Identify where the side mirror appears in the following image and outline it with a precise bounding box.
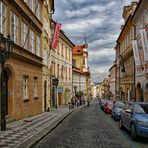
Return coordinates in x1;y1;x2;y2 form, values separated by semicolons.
125;109;132;114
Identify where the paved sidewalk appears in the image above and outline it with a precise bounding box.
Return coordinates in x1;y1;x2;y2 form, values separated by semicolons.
0;105;76;148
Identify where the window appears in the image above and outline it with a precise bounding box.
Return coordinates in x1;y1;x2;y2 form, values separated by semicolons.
23;75;29;100
57;64;59;77
61;66;64;78
43;48;48;65
69;49;71;60
22;21;27;48
61;44;64;56
65;47;67;59
124;103;132;112
51;61;53;75
34;77;38;98
57;42;60;54
65;67;67;79
29;0;34;12
36;0;40;19
30;29;35;53
53;62;55;76
11;11;18;43
36;35;40;56
0;2;6;35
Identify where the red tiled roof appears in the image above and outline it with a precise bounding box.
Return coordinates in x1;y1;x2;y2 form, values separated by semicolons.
73;45;84;55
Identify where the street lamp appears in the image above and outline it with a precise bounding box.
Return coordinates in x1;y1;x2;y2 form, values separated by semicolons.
0;34;13;131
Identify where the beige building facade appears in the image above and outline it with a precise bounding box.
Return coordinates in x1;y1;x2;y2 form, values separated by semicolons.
50;28;74;106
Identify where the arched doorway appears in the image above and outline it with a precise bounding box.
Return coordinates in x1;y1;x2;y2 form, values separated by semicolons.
4;69;8;115
52;86;56;107
2;66;14;118
136;82;143;102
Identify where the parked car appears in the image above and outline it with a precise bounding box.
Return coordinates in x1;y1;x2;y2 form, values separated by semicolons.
120;102;148;140
112;101;125;120
100;99;107;111
104;100;113;114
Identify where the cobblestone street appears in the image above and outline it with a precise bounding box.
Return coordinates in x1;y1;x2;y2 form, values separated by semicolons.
33;99;148;148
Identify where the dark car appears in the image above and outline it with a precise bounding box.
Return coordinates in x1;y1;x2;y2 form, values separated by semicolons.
100;99;107;111
120;102;148;140
112;101;125;120
104;100;113;114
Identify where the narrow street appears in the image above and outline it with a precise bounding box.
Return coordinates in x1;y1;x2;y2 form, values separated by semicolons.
33;99;148;148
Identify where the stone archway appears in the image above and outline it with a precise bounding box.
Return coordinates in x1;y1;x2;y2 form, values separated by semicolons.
4;65;14;118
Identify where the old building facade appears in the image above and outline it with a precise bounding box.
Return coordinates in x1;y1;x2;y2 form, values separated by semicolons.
72;41;90;97
0;0;43;120
50;29;74;106
42;0;54;111
115;2;137;101
132;0;148;102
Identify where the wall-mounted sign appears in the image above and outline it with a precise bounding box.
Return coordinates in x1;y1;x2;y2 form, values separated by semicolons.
58;87;63;93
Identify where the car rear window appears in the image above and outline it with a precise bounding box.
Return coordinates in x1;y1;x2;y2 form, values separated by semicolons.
115;102;125;108
139;104;148;114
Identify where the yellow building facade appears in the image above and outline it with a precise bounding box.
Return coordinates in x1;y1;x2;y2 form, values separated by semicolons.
73;42;90;97
0;0;43;120
115;2;137;101
42;0;54;111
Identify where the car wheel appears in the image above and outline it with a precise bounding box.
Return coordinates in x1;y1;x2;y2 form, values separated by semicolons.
119;119;124;130
131;124;138;141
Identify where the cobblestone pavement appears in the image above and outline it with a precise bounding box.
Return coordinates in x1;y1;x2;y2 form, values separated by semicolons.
33;99;148;148
0;106;70;148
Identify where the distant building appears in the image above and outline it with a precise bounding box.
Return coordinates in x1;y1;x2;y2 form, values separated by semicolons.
72;40;90;97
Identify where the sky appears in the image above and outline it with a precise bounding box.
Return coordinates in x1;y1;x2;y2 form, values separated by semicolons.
53;0;132;83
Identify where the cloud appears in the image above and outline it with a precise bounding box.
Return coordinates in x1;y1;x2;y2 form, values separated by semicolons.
54;0;131;82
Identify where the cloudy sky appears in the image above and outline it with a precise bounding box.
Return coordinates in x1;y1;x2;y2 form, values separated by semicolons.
53;0;132;83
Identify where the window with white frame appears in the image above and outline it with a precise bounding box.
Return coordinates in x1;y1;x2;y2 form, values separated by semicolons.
36;0;40;19
36;35;40;56
23;75;29;100
11;11;18;43
30;29;35;53
29;0;34;12
34;77;38;97
0;1;6;35
22;21;27;48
